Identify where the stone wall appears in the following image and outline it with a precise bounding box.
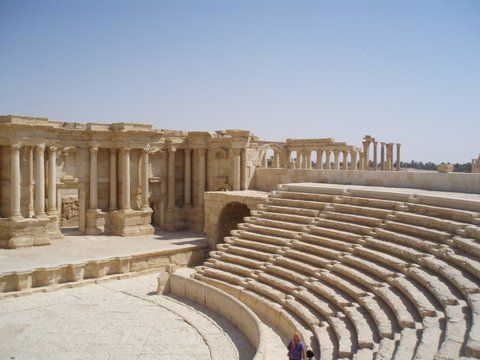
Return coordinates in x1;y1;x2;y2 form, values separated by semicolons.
252;168;480;194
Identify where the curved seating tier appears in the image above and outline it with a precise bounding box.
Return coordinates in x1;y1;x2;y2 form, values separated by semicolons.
195;183;480;359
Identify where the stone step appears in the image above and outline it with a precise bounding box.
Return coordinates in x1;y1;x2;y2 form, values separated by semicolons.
323;211;385;227
392;327;419;360
405;266;459;307
265;264;309;285
238;222;299;239
412;316;442;360
201;266;246;286
315;218;374;236
383;221;452;243
257;272;299;294
343;306;376;349
304;279;352;309
244;278;287;304
206;259;257;278
375;338;397;360
275;190;337;203
245;216;308;232
374;228;439;253
300;233;355;252
387;275;438;318
353;247;409;272
342;255;396;280
252;209;317;224
372;285;417;329
393;211;466;234
229;236;283;254
212;251;266;270
358;295;395;339
335;195;404;211
267;197;329;211
452;236;480;259
466;293;480;358
225;243;273;261
405;203;479;225
354;348;376;360
238;230;291;246
316;270;368;299
365;237;424;263
464;225;480;241
435;304;467;359
291;240;348;261
331;203;394;220
260;204;321;217
312;324;336;360
417;256;478;297
274;254;326;277
309;225;365;244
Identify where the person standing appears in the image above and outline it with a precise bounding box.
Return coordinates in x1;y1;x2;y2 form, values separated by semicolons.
287;332;306;360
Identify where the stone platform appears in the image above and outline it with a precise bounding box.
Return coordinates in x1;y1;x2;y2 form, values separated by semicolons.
0;229;208;297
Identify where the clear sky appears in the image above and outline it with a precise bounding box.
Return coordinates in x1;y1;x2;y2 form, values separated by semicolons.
1;1;479;163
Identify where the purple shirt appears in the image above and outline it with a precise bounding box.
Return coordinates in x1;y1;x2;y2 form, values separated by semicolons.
287;340;304;360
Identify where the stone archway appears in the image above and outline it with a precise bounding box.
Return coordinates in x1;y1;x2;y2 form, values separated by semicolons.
217;202;251;242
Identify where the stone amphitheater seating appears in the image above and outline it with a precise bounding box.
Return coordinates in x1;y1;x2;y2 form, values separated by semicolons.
194;183;480;359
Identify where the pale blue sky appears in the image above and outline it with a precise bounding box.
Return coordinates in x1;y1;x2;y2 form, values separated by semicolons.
1;0;479;163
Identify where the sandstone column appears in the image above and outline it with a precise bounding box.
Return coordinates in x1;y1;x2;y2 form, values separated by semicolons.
373;141;378;170
325;151;331;170
359;152;365;170
386;144;392;171
232;148;241;191
120;148;131;210
306;152;312;169
141;147;150;209
296;151;302;169
109;149;118;211
89;147;98;211
351;151;358;170
10;144;22;218
240;149;247;190
198;148;207;206
27;147;34;217
342;150;348;170
316;150;323;169
47;146;57;215
167;146;176;209
333;150;340;170
380;142;386;170
273;152;280;168
396;143;401;171
262;153;268;168
362;141;370;170
184;149;191;205
35;144;46;217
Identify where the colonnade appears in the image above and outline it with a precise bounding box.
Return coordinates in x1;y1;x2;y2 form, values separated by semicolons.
363;139;402;171
9;143;57;219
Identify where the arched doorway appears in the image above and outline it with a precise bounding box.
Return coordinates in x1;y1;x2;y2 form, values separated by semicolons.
217;202;251;242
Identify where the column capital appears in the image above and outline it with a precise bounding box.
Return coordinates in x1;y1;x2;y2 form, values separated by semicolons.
110;148;118;154
195;148;206;156
89;146;99;154
35;144;45;153
120;147;131;154
142;145;152;154
47;146;58;154
168;145;177;153
396;143;401;148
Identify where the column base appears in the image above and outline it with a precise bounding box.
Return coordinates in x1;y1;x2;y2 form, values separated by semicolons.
186;206;205;233
46;213;63;240
1;217;51;249
110;208;154;236
85;209;109;235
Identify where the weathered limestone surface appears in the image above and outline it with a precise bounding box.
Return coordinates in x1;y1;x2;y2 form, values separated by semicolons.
197;183;480;359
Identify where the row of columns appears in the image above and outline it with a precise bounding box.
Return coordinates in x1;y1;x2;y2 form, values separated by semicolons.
183;148;210;207
89;147;151;213
288;149;362;171
363;141;401;171
10;144;57;219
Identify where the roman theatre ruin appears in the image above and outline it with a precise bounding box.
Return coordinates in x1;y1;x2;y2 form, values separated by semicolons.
1;114;480;360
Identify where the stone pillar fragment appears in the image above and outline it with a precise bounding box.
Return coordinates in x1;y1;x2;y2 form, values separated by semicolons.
316;150;323;169
35;144;46;217
10;144;22;218
109;149;118;211
198;149;206;206
167;146;176;209
396;143;401;171
89;147;98;211
380;143;385;170
47;146;57;215
362;141;370;170
325;151;331;170
373;141;378;170
141;147;150;209
27;147;34;217
333;151;340;170
232;148;241;191
121;148;131;210
351;151;358;170
184;149;191;205
342;151;348;170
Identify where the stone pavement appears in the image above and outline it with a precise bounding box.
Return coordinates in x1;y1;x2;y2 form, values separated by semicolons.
0;272;259;360
0;229;206;274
